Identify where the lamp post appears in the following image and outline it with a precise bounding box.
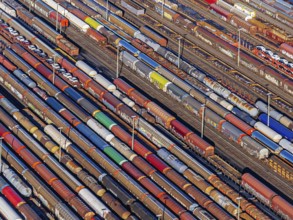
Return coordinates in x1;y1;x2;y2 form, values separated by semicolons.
56;3;59;32
131;116;136;151
201;103;206;138
236;197;242;220
237;28;245;66
0;137;3;174
267;92;271;127
162;1;164;18
58;127;63;162
106;0;109;20
116;46;120;78
178;36;182;69
52;55;56;85
156;214;162;220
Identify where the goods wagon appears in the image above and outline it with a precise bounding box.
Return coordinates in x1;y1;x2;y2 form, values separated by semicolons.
0;177;40;219
279;139;293;153
253;46;293;78
242;173;293;220
214;0;293;40
204;0;217;4
0;2;16;17
273;2;293;15
108;13;140;36
254;122;282;143
280;43;293;60
258;114;293;141
234;3;256;17
210;4;233;21
41;0;90;32
154;0;178;10
0;52;182;220
140;25;167;47
59;2;107;45
229;16;257;34
18;0;69;27
121;0;145;15
0;6;79;56
81;0;123;17
120;51;269;159
0;196;22;219
255;101;293;129
190;25;293;95
0;88;153;220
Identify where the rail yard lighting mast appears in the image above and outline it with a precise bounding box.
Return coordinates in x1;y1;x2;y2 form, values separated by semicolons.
106;0;109;20
58;127;63;162
267;92;272;126
116;46;120;78
178;36;182;68
162;1;164;18
52;54;57;85
201;103;206;138
237;28;245;66
236;197;242;220
131;116;137;151
56;3;59;32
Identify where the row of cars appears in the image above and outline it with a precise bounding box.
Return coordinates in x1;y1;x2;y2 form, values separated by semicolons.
0;19;80;87
255;45;293;77
64;0;293;161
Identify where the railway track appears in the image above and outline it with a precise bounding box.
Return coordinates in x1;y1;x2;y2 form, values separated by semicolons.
0;1;292;218
173;0;280;50
230;0;293;36
63;26;293;203
144;8;292;105
119;7;293;117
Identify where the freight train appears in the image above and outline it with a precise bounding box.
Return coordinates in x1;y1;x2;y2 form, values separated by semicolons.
5;0;292;163
0;1;290;218
280;43;293;60
118;0;293;95
0;22;240;217
4;34;282;220
154;0;293;78
0;0;79;56
253;45;293;78
226;0;293;28
242;173;293;220
117;51;293;164
154;0;293;44
39;0;293;106
14;0;70;27
73;59;292;219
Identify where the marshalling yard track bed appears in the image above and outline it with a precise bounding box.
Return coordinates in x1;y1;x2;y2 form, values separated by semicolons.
121;5;293;116
59;24;293;202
